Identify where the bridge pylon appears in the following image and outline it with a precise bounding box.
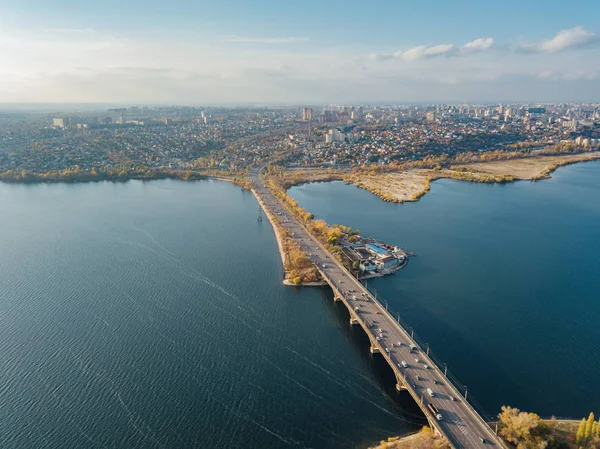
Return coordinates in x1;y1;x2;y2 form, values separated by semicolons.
349;316;359;325
370;345;380;354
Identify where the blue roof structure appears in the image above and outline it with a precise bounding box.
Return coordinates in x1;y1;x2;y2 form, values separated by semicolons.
366;243;389;256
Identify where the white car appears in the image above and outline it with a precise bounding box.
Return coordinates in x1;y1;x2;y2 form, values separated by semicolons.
385;347;390;353
415;358;420;363
376;336;381;342
401;360;408;368
423;364;429;370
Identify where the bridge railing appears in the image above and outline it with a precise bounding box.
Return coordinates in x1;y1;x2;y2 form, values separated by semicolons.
363;282;503;432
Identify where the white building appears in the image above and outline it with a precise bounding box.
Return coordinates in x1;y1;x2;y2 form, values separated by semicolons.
359;260;377;272
562;120;578;129
325;128;345;144
52;118;66;128
375;255;399;270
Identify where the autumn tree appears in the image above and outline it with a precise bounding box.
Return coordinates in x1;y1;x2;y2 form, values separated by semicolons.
498;406;553;449
585;412;596;440
576;418;587;444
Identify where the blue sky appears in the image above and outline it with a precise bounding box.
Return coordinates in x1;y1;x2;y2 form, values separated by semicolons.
1;0;599;103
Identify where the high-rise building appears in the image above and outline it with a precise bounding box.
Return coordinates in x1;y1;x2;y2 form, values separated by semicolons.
426;112;437;122
325;128;345;144
301;108;313;121
52;118;66;128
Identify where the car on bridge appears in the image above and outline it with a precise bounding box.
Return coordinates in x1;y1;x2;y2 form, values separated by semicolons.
428;403;443;421
401;360;408;368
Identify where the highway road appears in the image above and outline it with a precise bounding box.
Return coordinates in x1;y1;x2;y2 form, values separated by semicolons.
249;167;505;449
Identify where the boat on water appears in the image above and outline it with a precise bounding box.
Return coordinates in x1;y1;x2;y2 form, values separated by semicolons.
257;216;263;222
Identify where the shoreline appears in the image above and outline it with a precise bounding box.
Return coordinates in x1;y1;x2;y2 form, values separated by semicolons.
0;169;250;187
252;187;324;286
285;152;600;206
252;189;289;275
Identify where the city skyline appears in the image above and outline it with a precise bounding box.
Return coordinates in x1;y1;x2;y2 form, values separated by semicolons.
1;0;600;103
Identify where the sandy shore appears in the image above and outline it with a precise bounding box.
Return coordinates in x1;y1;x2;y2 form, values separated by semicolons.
452;152;600;180
352;170;432;203
252;189;288;270
253;188;328;287
348;152;600;204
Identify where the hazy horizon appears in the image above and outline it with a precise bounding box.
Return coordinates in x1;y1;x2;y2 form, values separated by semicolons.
1;0;600;103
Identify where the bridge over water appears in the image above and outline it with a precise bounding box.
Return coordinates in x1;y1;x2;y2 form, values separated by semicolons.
249;167;506;449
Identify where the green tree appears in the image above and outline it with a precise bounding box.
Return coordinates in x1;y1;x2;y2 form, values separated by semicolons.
576;418;586;444
585;412;595;440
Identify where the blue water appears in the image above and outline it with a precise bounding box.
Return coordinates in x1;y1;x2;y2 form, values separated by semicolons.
0;179;421;448
289;161;600;419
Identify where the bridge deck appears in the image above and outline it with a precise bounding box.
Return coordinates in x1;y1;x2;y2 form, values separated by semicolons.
250;168;506;449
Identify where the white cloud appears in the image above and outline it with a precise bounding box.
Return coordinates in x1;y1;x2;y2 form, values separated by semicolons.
368;52;393;61
1;24;600;103
460;37;494;54
370;37;494;62
223;35;309;44
518;26;597;53
398;44;455;61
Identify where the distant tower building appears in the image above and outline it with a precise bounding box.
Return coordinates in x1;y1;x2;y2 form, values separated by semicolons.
52;118;66;128
302;108;313;121
426;111;437;122
325;128;345;144
321;109;336;124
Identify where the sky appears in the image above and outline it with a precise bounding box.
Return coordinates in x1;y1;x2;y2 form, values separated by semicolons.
1;0;600;104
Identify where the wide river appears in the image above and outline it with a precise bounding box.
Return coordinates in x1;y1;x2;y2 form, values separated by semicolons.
0;179;421;449
0;161;598;448
289;161;600;421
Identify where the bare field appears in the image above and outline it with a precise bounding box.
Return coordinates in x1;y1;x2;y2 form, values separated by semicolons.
351;170;433;203
454;151;600;180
